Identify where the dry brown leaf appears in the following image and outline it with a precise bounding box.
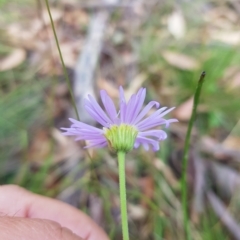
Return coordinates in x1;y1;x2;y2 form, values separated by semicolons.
0;48;26;71
7;8;62;48
229;71;240;89
27;128;52;164
162;51;200;70
64;9;89;27
97;79;119;98
124;73;147;100
208;30;240;45
223;120;240;151
173;97;193;121
222;136;240;151
41;8;62;25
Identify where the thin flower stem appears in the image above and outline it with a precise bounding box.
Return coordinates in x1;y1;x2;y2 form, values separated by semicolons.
117;151;129;240
181;71;206;240
44;0;80;121
45;0;99;184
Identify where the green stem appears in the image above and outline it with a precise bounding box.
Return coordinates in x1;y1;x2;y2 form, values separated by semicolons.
117;151;129;240
44;0;80;121
181;71;206;240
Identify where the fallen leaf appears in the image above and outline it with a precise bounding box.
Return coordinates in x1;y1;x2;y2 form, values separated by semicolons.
229;71;240;89
40;8;63;26
128;203;147;220
97;79;119;98
173;97;193;121
222;120;240;151
209;30;240;45
222;136;240;151
124;73;147;100
27;128;52;164
6;8;62;48
0;48;26;71
162;51;200;70
167;9;186;39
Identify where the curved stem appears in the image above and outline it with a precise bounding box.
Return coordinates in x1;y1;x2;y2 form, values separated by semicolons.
45;0;80;121
117;151;129;240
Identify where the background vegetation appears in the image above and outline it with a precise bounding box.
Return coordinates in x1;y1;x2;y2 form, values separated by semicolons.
1;0;240;239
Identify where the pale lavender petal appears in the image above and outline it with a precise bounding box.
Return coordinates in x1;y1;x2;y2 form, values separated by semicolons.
134;142;140;148
135;136;160;151
68;118;103;133
85;105;110;127
126;88;145;123
85;94;113;124
100;90;118;123
132;101;160;125
119;86;127;122
120;101;127;123
158;107;175;118
125;94;137;123
138;130;167;140
138;118;167;131
119;86;126;103
130;88;146;124
164;119;179;128
75;134;105;141
84;140;108;149
135;107;168;129
138;118;178;131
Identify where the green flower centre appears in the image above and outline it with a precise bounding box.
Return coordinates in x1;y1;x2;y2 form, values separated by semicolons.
104;124;138;153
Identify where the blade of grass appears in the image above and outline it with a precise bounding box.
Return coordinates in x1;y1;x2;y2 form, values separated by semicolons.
181;71;206;240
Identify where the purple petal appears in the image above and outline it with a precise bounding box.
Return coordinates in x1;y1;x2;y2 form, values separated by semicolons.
119;86;126;103
125;94;137;123
137;118;167;131
138;118;178;131
134;142;140;148
130;88;146;124
85;95;113;125
132;101;160;125
136;107;175;130
75;134;105;141
100;90;118;123
84;140;108;148
85;105;110;127
68;118;103;133
136;107;168;129
138;130;167;140
158;107;176;118
135;136;160;151
120;101;127;123
165;119;179;128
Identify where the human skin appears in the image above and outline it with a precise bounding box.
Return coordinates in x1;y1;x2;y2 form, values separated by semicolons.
0;185;109;240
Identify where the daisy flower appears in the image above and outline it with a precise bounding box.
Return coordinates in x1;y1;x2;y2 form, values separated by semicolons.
61;86;178;153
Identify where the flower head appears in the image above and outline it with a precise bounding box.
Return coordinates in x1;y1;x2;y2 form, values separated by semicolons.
61;86;178;152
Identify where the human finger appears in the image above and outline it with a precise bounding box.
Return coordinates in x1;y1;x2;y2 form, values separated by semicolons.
0;185;109;240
